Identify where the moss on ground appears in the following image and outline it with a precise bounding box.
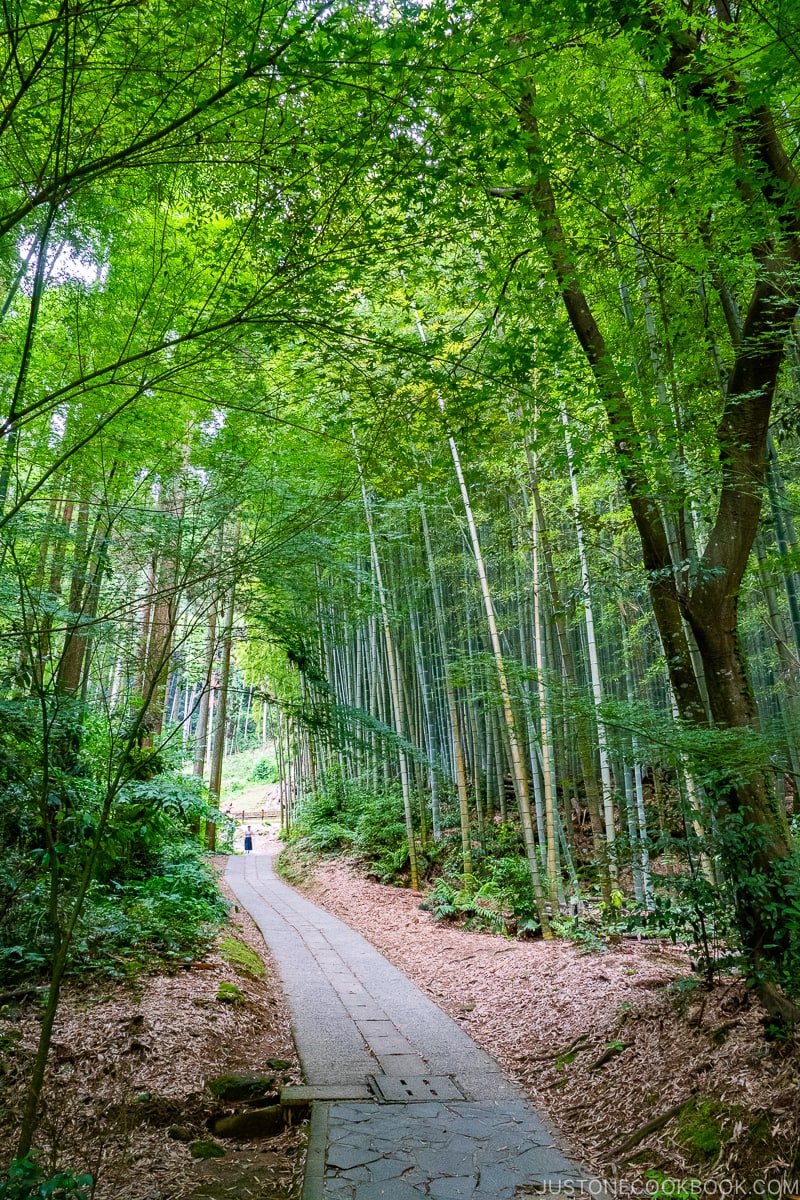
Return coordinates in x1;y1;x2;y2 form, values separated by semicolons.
275;845;313;887
216;981;245;1004
219;936;265;979
189;1140;225;1160
677;1099;727;1159
676;1098;748;1162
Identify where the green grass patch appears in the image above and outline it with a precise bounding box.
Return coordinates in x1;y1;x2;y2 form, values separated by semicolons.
645;1172;701;1199
221;749;279;794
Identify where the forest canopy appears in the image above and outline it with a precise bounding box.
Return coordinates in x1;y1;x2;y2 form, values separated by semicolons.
2;0;800;1162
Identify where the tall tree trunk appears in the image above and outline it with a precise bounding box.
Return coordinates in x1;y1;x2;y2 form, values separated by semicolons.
408;593;441;841
527;469;614;905
56;494;91;696
447;434;552;935
532;500;559;905
205;581;235;851
193;607;218;780
205;525;239;850
561;404;619;884
766;433;800;661
359;472;420;890
506;95;797;977
420;502;474;878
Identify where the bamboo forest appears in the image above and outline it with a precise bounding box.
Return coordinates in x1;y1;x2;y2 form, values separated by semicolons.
2;1;800;1196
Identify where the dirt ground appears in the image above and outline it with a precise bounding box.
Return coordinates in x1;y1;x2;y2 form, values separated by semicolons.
4;835;799;1198
285;847;800;1194
0;872;306;1200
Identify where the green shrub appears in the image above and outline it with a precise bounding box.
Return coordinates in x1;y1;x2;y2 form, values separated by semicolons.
549;911;608;952
419;835;543;936
287;788;347;845
250;757;278;783
483;854;538;930
287;773;411;881
422;878;480;924
304;820;354;854
65;843;227;976
421;873;528;936
0;756;229;983
0;1157;92;1199
352;791;406;853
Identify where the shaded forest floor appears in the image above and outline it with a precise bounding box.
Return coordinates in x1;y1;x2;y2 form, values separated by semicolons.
4;839;798;1197
0;874;306;1199
283;846;800;1194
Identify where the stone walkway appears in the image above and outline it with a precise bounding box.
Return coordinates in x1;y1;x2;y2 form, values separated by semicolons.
226;852;598;1199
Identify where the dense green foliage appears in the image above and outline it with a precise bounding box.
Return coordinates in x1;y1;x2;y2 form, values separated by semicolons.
0;705;227;981
0;1157;92;1200
286;747;800;997
2;0;800;1165
285;773;416;882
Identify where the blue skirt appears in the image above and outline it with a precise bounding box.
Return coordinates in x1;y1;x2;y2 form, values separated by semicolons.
244;835;253;851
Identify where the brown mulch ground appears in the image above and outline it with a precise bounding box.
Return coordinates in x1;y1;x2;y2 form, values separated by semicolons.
0;872;306;1200
4;838;799;1196
286;848;800;1192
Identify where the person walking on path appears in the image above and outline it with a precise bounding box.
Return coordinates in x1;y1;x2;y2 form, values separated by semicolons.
243;825;254;854
225;850;591;1198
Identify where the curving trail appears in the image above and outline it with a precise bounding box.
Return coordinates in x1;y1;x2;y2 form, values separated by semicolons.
226;851;602;1199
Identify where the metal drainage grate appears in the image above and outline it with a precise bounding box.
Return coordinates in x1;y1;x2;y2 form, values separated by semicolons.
369;1074;466;1103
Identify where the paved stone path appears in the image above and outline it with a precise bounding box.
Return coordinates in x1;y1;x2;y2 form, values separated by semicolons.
226;852;597;1199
